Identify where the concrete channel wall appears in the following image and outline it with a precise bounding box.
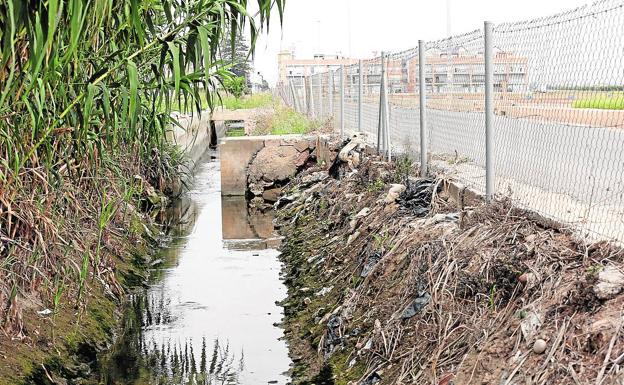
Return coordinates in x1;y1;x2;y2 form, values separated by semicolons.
167;112;225;166
220;135;333;196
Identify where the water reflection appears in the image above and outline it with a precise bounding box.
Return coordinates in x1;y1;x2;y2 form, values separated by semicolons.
101;151;290;384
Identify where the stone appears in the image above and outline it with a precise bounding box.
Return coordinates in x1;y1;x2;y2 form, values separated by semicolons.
347;231;360;246
594;265;624;299
294;149;310;168
262;187;283;203
294;140;311;152
384;184;406;204
248;145;300;183
533;339;547;354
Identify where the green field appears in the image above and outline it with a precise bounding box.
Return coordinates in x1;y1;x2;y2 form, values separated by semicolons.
572;96;624;110
169;92;275;112
221;93;275;110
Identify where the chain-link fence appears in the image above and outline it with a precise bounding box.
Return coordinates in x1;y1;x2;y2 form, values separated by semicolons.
276;0;624;244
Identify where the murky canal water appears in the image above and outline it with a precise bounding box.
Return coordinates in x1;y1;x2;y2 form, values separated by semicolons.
102;151;291;384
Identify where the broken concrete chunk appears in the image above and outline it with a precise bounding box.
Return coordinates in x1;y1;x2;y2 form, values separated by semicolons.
294;140;311;152
294;149;310;168
520;308;543;342
594;265;624;299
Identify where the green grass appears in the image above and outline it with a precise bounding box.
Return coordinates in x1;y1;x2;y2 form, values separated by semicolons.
225;128;245;137
169;92;275;112
221;92;275;110
572;96;624;110
269;107;321;135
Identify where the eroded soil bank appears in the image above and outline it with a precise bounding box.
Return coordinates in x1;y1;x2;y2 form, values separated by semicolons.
275;138;624;385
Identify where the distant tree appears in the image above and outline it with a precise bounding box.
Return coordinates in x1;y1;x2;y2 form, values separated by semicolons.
219;27;253;86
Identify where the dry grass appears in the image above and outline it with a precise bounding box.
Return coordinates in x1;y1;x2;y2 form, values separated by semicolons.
277;143;624;385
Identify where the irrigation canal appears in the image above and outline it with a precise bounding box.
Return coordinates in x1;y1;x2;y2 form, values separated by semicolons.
101;150;291;384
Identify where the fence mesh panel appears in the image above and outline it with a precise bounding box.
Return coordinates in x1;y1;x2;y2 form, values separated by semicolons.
275;0;624;244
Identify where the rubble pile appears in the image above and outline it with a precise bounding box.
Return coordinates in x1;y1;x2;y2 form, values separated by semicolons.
276;139;624;385
246;138;319;206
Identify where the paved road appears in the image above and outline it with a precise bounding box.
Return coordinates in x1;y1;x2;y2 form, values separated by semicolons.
340;101;624;210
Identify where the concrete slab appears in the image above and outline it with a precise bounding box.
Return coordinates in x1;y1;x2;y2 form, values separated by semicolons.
220;137;265;196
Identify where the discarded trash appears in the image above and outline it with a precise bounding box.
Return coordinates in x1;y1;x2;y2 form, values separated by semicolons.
37;309;52;316
316;286;333;297
360;372;382;385
347;231;361;246
274;192;301;209
400;292;431;319
329;136;365;178
397;178;436;217
300;171;328;188
361;251;382;278
325;314;343;355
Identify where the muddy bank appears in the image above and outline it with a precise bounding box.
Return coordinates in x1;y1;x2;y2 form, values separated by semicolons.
0;147;194;385
275;138;624;384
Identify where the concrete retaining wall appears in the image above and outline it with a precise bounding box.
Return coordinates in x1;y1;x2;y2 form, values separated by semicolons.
220;134;333;196
166;112;225;166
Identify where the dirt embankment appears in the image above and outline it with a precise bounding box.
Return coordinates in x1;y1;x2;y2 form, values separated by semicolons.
0;148;183;385
276;138;624;385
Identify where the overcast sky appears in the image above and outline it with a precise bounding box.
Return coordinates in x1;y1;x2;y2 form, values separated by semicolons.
251;0;593;85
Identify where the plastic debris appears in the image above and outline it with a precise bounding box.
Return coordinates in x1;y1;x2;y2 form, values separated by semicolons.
400;292;431;319
397;178;436;217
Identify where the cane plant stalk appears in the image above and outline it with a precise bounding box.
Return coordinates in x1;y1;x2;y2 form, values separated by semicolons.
0;0;284;333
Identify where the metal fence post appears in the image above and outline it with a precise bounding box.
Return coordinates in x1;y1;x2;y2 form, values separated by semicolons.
382;53;391;161
289;81;297;112
418;40;428;177
317;73;323;118
377;53;385;153
328;71;333;118
308;75;315;118
358;60;363;132
340;65;345;138
484;21;494;201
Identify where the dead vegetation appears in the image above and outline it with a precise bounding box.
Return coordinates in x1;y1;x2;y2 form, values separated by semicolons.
0;146;181;383
277;138;624;385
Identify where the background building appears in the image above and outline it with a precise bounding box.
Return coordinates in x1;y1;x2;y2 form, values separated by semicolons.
277;50;357;87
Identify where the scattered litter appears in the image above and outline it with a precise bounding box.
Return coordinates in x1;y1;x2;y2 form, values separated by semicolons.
397;178;436;217
300;172;328;188
360;372;382;385
37;309;52;316
355;207;371;219
400;292;431;319
520;308;543;341
347;231;361;246
325;314;343;355
360;251;382;278
316;286;333;297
